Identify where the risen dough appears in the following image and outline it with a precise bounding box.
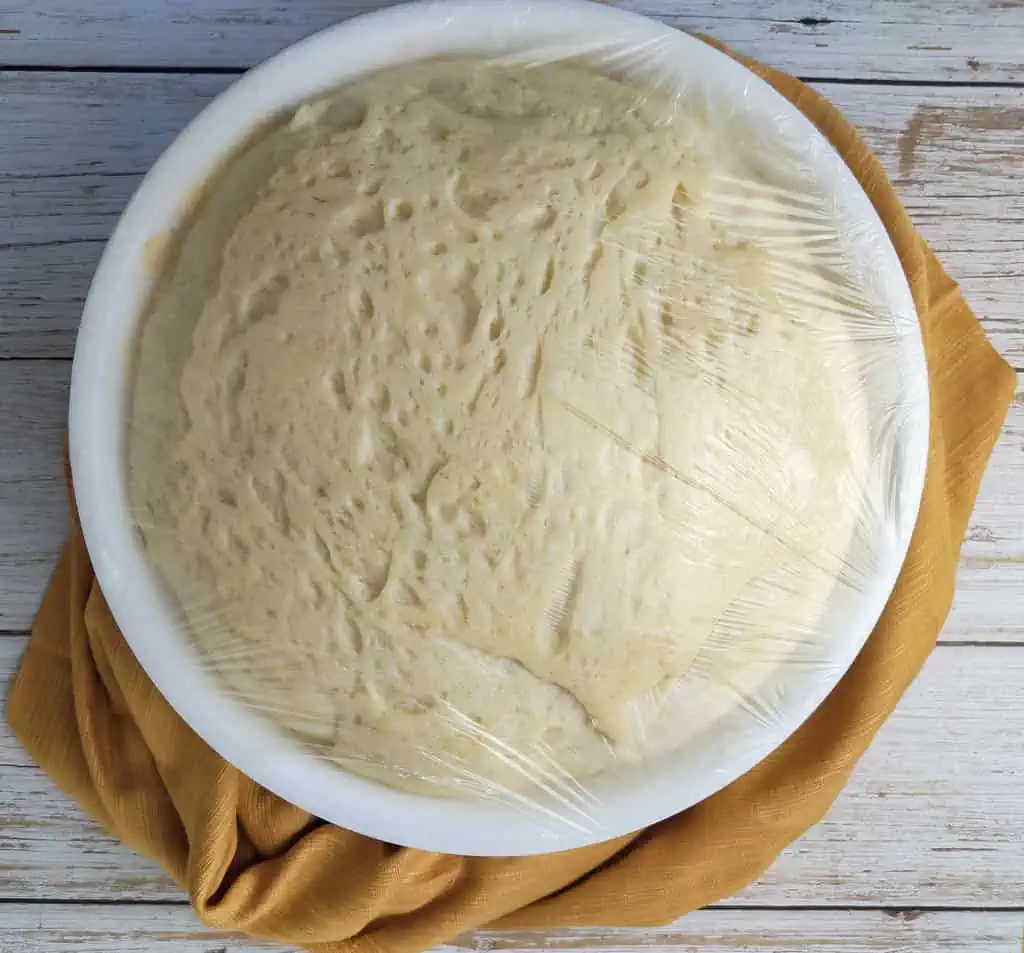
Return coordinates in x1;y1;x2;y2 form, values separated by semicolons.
129;60;869;795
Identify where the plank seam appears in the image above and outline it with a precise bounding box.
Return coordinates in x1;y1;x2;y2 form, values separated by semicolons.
2;64;1024;90
0;898;1020;912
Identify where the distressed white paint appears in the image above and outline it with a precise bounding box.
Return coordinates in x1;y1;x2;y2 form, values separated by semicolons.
1;0;1024;81
0;363;69;631
0;905;1022;953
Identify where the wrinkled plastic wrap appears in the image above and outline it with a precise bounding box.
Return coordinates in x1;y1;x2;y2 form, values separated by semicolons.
126;19;922;837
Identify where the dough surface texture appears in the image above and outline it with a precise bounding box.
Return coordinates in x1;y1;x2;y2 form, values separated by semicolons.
128;60;868;795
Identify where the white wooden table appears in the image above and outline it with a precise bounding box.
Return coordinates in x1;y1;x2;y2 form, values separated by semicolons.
1;2;1022;950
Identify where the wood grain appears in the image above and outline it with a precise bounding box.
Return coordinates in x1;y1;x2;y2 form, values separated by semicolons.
454;912;1024;953
0;905;1022;953
1;0;1024;81
0;361;69;632
3;77;1023;363
2;637;1022;905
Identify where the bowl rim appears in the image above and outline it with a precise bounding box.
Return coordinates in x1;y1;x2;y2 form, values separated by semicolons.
69;0;929;856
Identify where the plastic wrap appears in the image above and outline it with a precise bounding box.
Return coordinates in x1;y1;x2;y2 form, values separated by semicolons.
125;8;925;843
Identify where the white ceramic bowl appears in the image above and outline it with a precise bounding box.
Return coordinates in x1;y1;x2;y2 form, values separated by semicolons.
69;0;929;855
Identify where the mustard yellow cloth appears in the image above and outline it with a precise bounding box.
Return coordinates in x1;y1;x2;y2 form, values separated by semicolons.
6;51;1015;953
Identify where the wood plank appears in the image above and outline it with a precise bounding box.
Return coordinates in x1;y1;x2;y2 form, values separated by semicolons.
1;638;1022;905
455;912;1024;953
0;361;68;632
0;72;227;181
461;912;1024;952
1;0;1024;82
0;363;1021;641
0;70;229;359
0;905;1022;953
0;768;178;902
3;78;1024;363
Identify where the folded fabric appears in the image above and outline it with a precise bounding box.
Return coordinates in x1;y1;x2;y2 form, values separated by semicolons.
7;44;1016;953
